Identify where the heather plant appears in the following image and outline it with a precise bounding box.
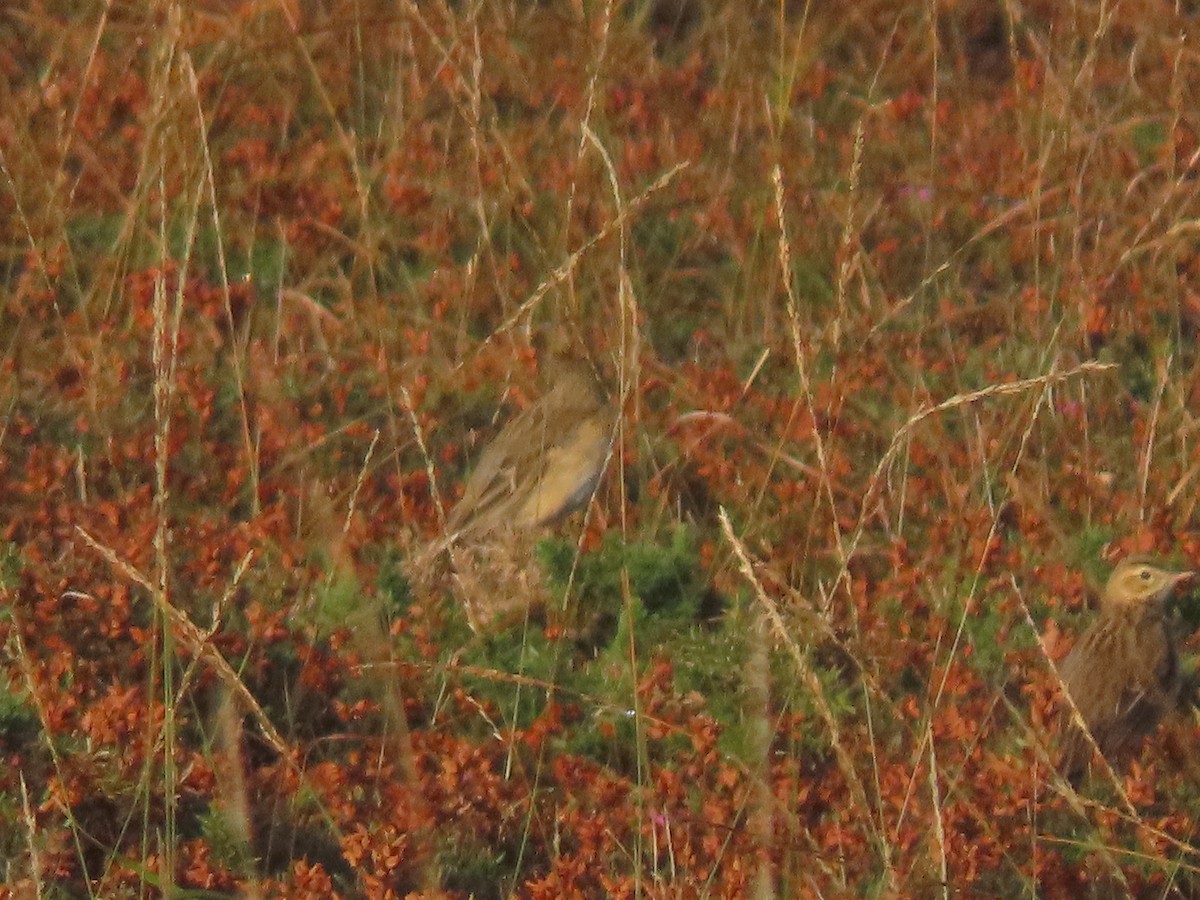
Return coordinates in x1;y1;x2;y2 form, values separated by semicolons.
5;0;1200;896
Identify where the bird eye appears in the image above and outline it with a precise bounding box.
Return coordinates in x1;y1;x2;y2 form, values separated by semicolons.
1139;569;1152;581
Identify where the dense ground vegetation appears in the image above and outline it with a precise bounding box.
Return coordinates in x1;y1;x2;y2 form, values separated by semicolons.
5;0;1200;895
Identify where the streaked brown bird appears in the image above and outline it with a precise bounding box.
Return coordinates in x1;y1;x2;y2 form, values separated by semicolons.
1058;557;1193;785
444;367;613;543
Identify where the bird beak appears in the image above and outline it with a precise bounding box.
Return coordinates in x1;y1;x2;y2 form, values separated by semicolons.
1173;570;1195;588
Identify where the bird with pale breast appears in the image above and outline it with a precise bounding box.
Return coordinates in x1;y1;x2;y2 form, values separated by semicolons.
1058;557;1194;785
444;367;613;544
432;366;614;633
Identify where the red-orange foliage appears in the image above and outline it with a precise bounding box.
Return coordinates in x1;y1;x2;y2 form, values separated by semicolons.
6;0;1200;895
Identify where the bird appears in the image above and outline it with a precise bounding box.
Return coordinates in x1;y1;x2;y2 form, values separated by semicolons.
1057;557;1193;785
438;365;613;633
444;366;613;544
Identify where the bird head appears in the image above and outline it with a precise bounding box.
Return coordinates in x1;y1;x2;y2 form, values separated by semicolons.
1101;557;1193;608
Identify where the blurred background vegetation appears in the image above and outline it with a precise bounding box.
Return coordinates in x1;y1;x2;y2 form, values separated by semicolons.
4;0;1200;895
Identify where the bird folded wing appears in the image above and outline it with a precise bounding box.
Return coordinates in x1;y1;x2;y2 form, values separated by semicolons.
514;416;610;527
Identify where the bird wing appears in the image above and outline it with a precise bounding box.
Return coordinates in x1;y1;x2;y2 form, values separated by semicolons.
444;394;542;535
1122;605;1178;712
512;413;611;527
445;377;609;539
1101;613;1175;764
